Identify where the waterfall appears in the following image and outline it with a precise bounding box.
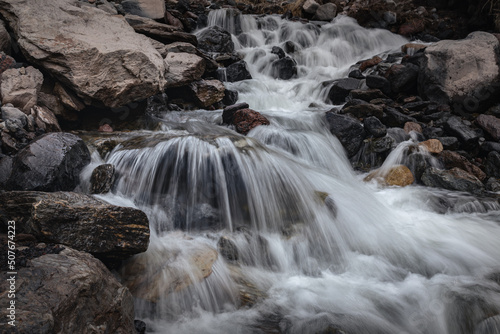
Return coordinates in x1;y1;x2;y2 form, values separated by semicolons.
88;10;500;334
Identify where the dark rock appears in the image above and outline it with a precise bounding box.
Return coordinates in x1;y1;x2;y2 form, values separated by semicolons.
2;104;27;133
283;40;298;54
218;236;239;261
225;60;252;83
223;89;239;106
125;15;197;45
325;112;365;157
407;152;432;184
366;75;391;95
382;106;417;127
475;315;500;334
0;191;150;261
371;136;394;153
271;46;286;59
341;103;384;119
135;320;147;334
387;127;410;144
0;155;12;188
481;141;500;154
189;79;225;107
476;114;500;141
312;3;337;21
348;69;365;79
327;78;361;105
232;108;270;135
364;116;387;138
385;63;419;94
0;131;18;155
421;167;484;194
271;56;297;80
437;137;460;150
423;126;444;139
90;164;116;194
403;100;431;112
164;52;205;88
439;150;486;181
0;246;135;334
486;177;500;192
222;103;249;124
6;133;91;191
197;25;234;53
444;116;482;147
359;56;383;72
349;89;387;102
343;99;368;108
485;151;500;178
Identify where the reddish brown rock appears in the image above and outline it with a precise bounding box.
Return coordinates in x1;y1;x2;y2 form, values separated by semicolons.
359;56;383;72
398;19;425;36
404;121;422;134
439;150;486;181
476;114;500;141
232;108;270;135
99;123;113;132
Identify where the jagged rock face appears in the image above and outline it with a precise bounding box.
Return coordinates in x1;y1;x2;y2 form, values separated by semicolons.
0;66;43;113
0;0;166;108
0;246;136;334
0;191;150;261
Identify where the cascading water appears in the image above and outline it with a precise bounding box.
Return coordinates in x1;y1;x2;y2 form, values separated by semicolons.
86;11;500;334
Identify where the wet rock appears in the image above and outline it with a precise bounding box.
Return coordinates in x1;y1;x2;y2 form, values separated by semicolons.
385;63;419;94
327;78;362;105
486;177;500;192
371;136;394;153
419;32;500;105
0;246;135;334
122;0;165;19
444;116;482;147
222;103;249;124
485;151;500;178
227;263;266;307
349;89;387;102
218;236;239;261
366;75;391;95
1;104;27;133
6;132;90;191
0;0;167;108
403;121;422;134
364;116;387;138
0;130;18;154
440;150;486;181
0;191;150;261
313;3;337;21
348;69;365;79
325;112;365;158
387;127;410;144
223;89;239;106
189;79;225;107
0;66;43;113
271;46;286;59
359;56;383;72
122;235;217;303
419;139;443;154
233;108;270;135
271;56;297;80
476;114;500;141
341;103;384;119
164;52;205;88
481;141;500;154
365;165;414;187
90;164;116;194
125;14;197;45
421;167;484;194
225;60;252;82
135;320;147;334
475;315;500;334
438;137;460;150
197;25;234;54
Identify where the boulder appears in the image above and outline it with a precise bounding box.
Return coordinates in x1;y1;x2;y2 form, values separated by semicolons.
302;0;320;14
444;116;482;147
0;66;43;113
475;315;500;334
6;132;90;191
364;165;414;187
476;114;500;141
33;105;61;132
189;79;225;108
0;51;15;74
0;191;150;261
0;0;166;108
419;139;443;154
366;75;391;95
341;103;384;119
359;56;383;72
271;46;286;59
232;108;270;135
325;112;365;157
225;60;252;83
271;56;297;80
385;63;419;94
313;3;337;21
122;235;217;303
222;102;249;124
439;150;486;181
0;246;135;334
218;236;239;261
90;164;116;194
327;78;362;105
419;32;500;105
364;116;387;138
223;89;239;106
421;167;484;194
403;121;422;134
125;14;197;45
1;104;27;133
121;0;165;19
164;52;205;88
197;25;234;54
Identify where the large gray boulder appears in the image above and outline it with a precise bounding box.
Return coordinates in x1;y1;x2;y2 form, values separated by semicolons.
0;0;166;108
0;191;150;261
418;32;500;106
164;52;206;88
0;246;135;334
6;132;91;191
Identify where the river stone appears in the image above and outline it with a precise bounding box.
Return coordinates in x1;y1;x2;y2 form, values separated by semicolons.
364;165;414;187
421;167;484;194
325;112;365;158
419;31;500;105
164;52;205;88
218;236;239;261
366;75;391;95
0;246;135;334
90;164;116;194
476;114;500;141
386;63;419;94
197;25;234;54
0;155;12;187
364;116;387;138
121;0;165;19
0;0;166;108
271;56;297;80
404;121;422;134
6;132;90;191
439;150;486;181
0;66;43;114
485;151;500;178
0;191;150;261
327;78;362;105
419;139;443;154
1;104;27;133
232;108;270;135
313;3;337;21
382;106;417;128
222;103;249;124
189;79;225;107
225;60;252;83
122;235;217;303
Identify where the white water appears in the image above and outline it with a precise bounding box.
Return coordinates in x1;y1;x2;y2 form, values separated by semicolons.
88;11;500;334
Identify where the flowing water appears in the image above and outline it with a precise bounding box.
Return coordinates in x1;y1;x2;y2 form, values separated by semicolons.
86;12;500;334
